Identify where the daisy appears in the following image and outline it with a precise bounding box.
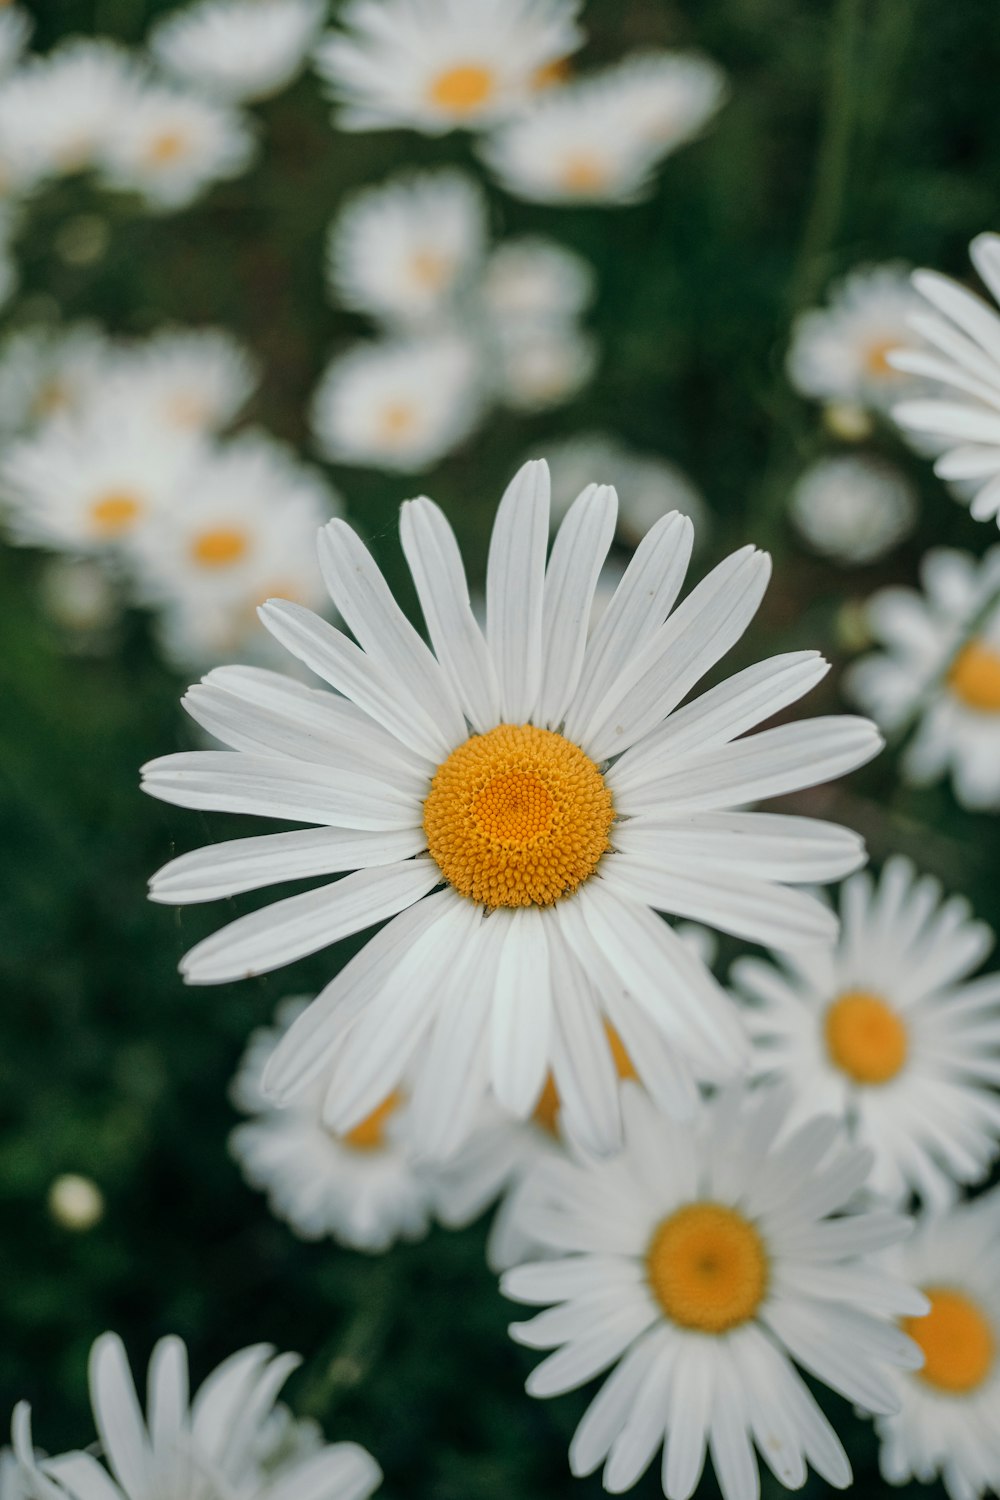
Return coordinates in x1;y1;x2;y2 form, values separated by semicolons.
545;432;708;545
479;236;595;327
143;460;879;1158
313;0;584;135
327;169;488;328
845;545;1000;809
0;39;139;186
788;453;917;564
891;233;1000;526
492;322;598;412
12;1332;381;1500
876;1194;1000;1500
39;556;118;642
230;995;437;1251
108;328;260;433
787;264;926;415
98;81;255;210
150;0;326;104
309;336;483;471
734;855;1000;1208
0;323;110;436
603;50;726;151
502;1082;926;1500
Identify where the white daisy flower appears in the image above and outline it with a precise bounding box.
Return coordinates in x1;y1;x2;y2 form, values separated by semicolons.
891;233;1000;526
327;169;488;329
493;322;598;412
98;82;255;210
593;50;726;154
230;996;438;1251
0;39;139;187
845;545;1000;809
143;460;879;1158
876;1194;1000;1500
0;323;111;436
787;264;926;414
546;431;708;545
12;1332;381;1500
107;328;260;433
39;556;118;640
314;0;584;136
0;9;31;80
735;855;1000;1209
480;236;595;327
502;1081;926;1500
309;336;483;471
789;453;917;565
150;0;326;104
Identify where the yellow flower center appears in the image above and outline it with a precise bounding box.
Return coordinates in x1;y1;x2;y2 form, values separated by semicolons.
378;403;417;442
428;63;495;113
560;154;609;193
905;1287;995;1394
948;640;1000;713
824;990;908;1085
165;392;211;427
32;379;70;419
532;57;572;89
646;1202;769;1333
146;130;189;166
534;1023;636;1134
423;723;614;910
410;249;451;290
864;337;900;378
190;528;249;569
89;491;142;536
341;1091;401;1152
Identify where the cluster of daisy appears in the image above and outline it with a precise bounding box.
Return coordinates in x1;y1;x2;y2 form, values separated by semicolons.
312;167;598;472
314;0;727;206
0;324;339;668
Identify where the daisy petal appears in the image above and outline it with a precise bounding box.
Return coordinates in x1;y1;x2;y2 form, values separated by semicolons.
537;483;618;729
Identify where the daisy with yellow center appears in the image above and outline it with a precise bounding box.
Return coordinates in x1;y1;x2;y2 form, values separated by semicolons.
99;84;254;210
737;854;1000;1209
503;1083;926;1500
144;459;879;1158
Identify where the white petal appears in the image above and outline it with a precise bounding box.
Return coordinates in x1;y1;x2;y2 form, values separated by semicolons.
548;928;622;1157
537;483;618;729
88;1334;151;1500
662;1339;713;1500
893;399;1000;444
267;1446;381;1500
487;459;550;722
569;1329;667;1478
491;907;552;1118
614;813;865;883
146;1336;189;1455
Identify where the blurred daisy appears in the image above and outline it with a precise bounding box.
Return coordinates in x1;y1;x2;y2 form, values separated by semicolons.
546;431;708;544
107;327;259;432
150;0;326;104
493;322;598;412
229;997;436;1251
314;0;584;135
0;9;30;79
787;264;925;415
480;236;595;326
596;50;726;153
846;546;1000;809
891;233;1000;526
735;855;1000;1208
503;1082;925;1500
12;1332;381;1500
789;453;917;564
144;461;878;1158
98;82;255;210
876;1195;1000;1500
39;556;118;642
0;40;138;185
0;323;110;435
310;336;483;471
328;169;487;328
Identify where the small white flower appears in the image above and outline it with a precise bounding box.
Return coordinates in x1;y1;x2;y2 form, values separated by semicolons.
310;336;484;471
105;327;259;433
787;264;926;414
98;81;255;210
0;40;139;187
789;453;917;564
0;323;111;436
328;169;488;328
39;556;119;638
589;49;726;153
314;0;584;135
492;322;597;412
503;1082;926;1500
150;0;326;103
480;236;595;326
735;854;1000;1208
545;431;708;545
846;545;1000;809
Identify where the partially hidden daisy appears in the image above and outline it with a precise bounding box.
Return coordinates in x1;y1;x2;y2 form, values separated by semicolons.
150;0;326;104
0;323;110;437
143;459;879;1158
12;1332;381;1500
876;1193;1000;1500
502;1082;926;1500
0;40;139;189
734;855;1000;1208
845;545;1000;809
788;453;917;565
545;431;708;546
106;327;260;433
314;0;584;136
98;81;255;210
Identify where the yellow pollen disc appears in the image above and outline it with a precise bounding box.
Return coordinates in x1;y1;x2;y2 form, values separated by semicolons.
533;1022;636;1135
89;491;142;536
341;1091;402;1151
146;130;188;165
864;337;899;377
428;63;495;113
646;1202;769;1333
905;1287;995;1394
423;723;614;910
532;56;572;89
378;403;417;441
948;640;1000;713
190;527;249;568
824;990;908;1085
410;249;450;289
560;154;608;193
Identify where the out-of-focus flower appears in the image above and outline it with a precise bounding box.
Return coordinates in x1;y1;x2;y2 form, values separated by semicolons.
328;169;488;328
150;0;325;103
480;236;595;326
846;546;1000;809
789;453;917;564
39;556;118;639
98;81;255;210
12;1332;381;1500
0;10;30;80
105;328;260;434
502;1082;926;1500
545;431;708;544
589;50;726;153
891;233;1000;527
47;1174;105;1232
787;264;926;414
310;336;483;471
0;324;110;436
492;322;597;411
314;0;584;135
875;1195;1000;1500
735;855;1000;1209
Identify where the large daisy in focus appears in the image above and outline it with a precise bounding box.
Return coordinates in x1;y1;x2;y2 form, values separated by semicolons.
502;1083;925;1500
735;855;1000;1208
143;460;879;1156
